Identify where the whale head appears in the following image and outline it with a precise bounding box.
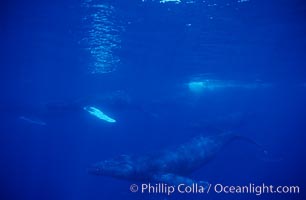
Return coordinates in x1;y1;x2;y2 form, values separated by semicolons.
88;155;135;179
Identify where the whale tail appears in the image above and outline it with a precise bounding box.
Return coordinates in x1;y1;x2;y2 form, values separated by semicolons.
218;132;282;162
229;133;282;162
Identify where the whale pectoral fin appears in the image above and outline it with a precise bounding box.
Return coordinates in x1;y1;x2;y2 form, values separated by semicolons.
152;173;209;188
152;173;192;185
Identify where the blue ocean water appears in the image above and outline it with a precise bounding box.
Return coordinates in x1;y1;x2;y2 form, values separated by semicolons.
1;0;306;199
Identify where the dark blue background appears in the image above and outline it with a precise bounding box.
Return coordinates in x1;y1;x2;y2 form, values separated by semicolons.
1;0;305;199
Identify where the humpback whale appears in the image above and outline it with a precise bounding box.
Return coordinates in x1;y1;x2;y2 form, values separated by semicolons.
19;116;47;126
83;106;116;123
89;133;262;185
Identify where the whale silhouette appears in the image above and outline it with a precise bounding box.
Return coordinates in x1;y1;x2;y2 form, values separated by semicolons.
88;132;262;185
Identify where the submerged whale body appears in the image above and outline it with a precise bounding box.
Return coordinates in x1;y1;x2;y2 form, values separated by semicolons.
89;133;260;185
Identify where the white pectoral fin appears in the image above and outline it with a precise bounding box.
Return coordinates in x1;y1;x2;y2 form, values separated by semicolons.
84;106;116;123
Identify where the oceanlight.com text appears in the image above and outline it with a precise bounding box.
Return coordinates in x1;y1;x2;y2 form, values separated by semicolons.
130;183;300;196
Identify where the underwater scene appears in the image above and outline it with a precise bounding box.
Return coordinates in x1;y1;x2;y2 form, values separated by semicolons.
1;0;306;199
